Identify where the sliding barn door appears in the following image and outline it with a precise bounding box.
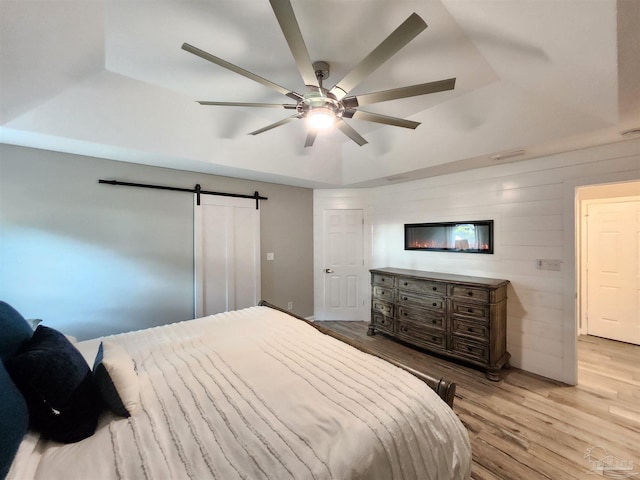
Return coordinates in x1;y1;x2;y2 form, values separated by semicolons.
194;196;260;317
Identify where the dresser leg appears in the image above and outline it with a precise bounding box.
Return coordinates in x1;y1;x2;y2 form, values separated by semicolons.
486;367;502;382
367;324;376;336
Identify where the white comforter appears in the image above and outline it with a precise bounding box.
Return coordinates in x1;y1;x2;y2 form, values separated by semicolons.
9;306;471;480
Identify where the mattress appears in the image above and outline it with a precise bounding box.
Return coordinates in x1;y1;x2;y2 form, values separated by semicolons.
8;306;471;479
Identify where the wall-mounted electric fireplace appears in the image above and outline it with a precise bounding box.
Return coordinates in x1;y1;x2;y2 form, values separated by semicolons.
404;220;494;253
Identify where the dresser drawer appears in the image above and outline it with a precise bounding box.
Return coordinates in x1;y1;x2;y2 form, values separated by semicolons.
372;299;393;317
451;285;490;303
398;291;445;311
451;337;488;362
372;312;394;333
451;301;489;319
397;278;447;296
453;318;489;341
396;321;446;350
397;305;444;329
372;285;394;302
372;273;395;287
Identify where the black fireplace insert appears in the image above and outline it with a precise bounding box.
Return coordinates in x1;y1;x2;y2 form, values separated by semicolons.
404;220;493;253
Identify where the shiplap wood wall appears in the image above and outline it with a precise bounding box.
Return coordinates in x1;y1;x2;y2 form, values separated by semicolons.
314;138;640;383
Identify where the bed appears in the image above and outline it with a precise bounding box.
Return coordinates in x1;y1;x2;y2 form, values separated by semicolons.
3;301;471;480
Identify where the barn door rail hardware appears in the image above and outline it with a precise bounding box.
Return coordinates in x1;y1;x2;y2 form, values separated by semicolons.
98;179;267;209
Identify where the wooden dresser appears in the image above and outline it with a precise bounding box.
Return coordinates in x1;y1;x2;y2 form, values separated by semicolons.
369;267;510;381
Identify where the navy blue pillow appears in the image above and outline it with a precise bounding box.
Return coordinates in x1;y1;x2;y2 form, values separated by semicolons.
5;326;102;444
0;301;33;362
0;360;29;479
93;341;140;418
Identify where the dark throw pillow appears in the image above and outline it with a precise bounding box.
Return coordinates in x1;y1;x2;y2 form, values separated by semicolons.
0;301;33;362
93;341;140;418
5;326;102;444
0;361;29;479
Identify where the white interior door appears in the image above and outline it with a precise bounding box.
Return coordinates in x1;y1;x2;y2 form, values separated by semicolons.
586;199;640;344
194;196;260;317
322;209;366;320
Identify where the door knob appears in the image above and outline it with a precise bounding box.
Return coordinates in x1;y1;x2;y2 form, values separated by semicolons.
325;268;334;273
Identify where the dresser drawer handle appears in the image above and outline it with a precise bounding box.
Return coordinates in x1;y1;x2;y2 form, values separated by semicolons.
467;327;473;332
403;296;408;301
467;308;474;313
431;319;437;324
432;302;437;307
467;291;474;296
401;326;408;333
431;337;438;342
404;282;408;286
467;346;473;352
403;312;408;316
381;278;385;282
432;286;437;291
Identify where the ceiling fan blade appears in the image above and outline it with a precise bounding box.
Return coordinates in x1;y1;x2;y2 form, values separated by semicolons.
248;115;300;135
304;131;317;148
329;13;427;100
182;43;302;101
197;101;297;109
344;110;420;129
336;120;368;146
343;78;456;108
269;0;318;87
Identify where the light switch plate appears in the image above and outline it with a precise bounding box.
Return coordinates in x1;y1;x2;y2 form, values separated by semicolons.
536;259;562;271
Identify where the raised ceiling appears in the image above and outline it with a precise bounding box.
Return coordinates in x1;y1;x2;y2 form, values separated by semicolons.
1;0;639;188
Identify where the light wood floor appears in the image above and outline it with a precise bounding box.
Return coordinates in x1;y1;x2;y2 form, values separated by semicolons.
320;322;640;480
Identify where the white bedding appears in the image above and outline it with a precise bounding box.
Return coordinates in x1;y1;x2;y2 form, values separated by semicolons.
8;306;471;480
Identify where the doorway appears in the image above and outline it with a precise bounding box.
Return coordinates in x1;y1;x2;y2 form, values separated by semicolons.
577;181;640;385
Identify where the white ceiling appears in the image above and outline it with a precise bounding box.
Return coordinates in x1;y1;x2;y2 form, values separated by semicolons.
1;0;639;188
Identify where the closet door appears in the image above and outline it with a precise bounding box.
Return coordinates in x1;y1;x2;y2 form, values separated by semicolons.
586;199;640;345
194;195;260;317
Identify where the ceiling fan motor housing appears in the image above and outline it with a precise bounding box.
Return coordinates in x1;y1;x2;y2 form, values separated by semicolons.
299;89;344;119
312;61;329;81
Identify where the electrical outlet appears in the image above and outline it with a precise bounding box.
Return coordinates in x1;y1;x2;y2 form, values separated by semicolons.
266;252;274;261
287;301;293;311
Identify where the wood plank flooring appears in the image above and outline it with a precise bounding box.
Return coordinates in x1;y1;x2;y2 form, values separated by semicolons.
319;321;640;480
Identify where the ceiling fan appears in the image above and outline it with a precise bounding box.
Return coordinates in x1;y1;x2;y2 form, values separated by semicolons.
182;0;456;147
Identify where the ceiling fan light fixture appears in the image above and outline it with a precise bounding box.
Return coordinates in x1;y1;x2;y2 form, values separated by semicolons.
307;106;336;130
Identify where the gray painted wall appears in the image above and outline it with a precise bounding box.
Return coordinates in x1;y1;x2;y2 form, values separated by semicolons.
0;144;313;340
